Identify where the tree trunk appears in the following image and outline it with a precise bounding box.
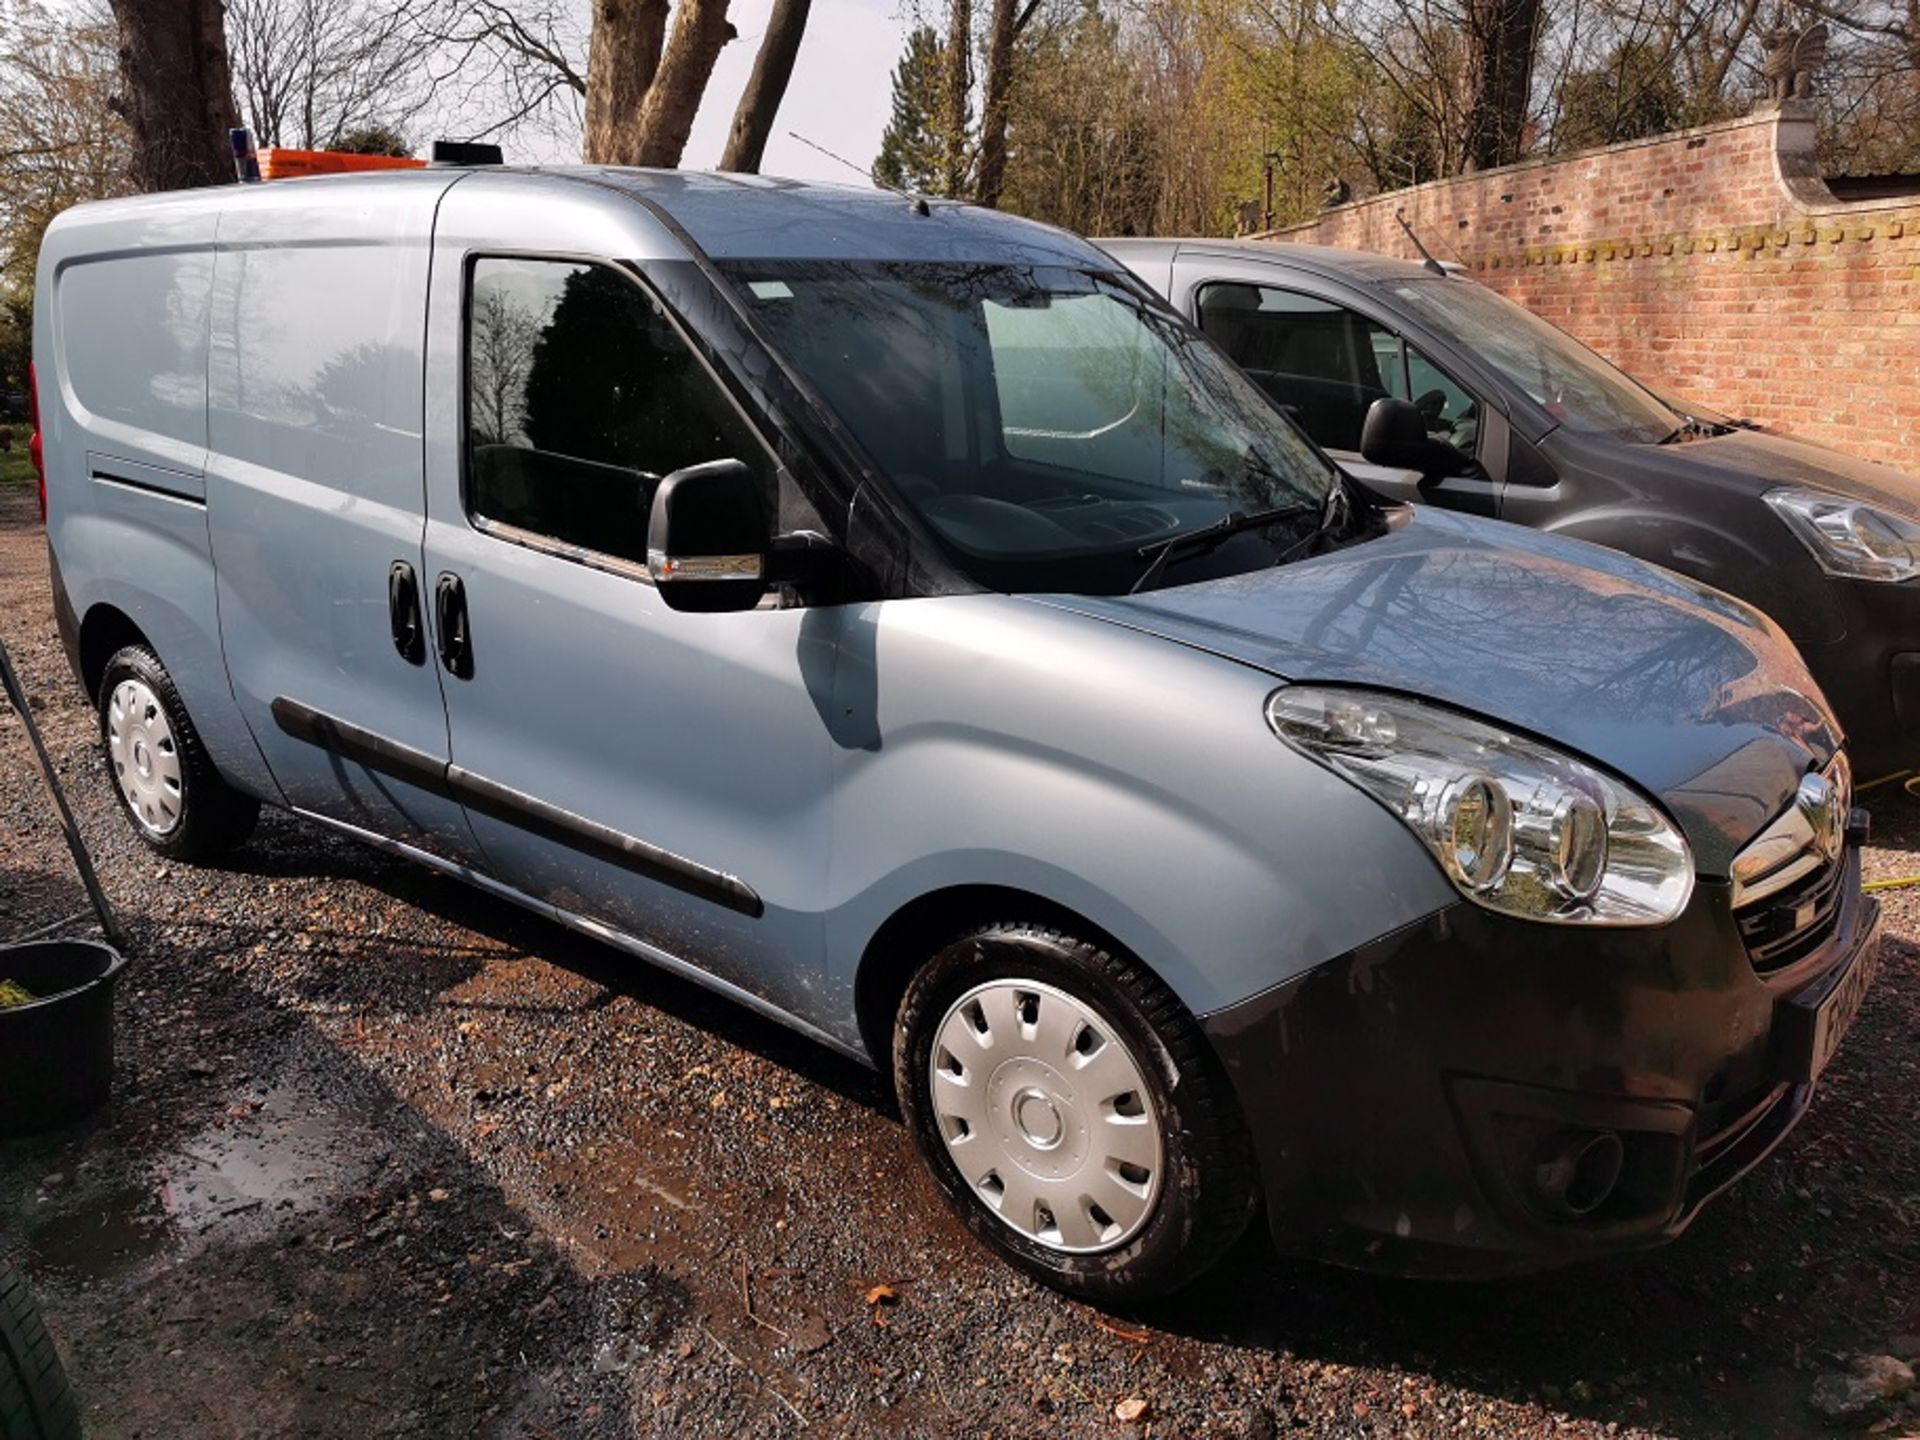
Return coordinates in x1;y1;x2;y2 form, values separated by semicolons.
719;0;812;172
583;0;671;164
628;0;736;168
943;0;971;197
973;0;1017;206
1461;0;1542;172
106;0;241;191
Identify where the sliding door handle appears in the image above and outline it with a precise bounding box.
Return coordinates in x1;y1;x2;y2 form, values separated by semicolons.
434;571;473;679
388;561;424;664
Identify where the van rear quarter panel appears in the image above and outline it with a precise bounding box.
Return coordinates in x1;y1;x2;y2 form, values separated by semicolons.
822;594;1458;1033
37;194;274;797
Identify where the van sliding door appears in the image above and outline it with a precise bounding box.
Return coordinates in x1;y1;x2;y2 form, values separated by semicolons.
204;177;484;865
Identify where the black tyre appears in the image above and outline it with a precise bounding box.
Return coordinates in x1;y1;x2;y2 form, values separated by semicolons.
98;645;257;862
894;922;1258;1302
0;1259;80;1440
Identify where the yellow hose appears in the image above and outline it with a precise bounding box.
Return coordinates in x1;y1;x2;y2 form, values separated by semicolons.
1855;769;1914;794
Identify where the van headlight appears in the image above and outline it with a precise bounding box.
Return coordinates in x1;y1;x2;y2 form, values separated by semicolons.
1764;488;1920;581
1267;687;1693;926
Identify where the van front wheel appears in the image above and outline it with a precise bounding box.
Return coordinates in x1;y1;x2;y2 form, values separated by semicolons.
894;922;1258;1302
97;646;257;862
0;1258;80;1440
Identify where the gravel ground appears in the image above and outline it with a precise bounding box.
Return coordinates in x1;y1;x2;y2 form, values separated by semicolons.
1;482;1917;1439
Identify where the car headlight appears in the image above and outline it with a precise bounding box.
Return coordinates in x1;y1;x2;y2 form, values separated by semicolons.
1764;488;1920;581
1266;687;1694;926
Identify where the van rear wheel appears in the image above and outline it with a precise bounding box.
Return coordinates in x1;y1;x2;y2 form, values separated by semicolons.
98;646;257;862
893;921;1258;1302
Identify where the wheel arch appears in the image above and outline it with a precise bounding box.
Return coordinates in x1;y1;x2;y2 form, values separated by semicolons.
77;601;151;700
74;597;280;804
852;883;1149;1077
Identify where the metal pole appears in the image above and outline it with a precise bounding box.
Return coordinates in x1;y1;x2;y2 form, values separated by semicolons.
0;637;125;949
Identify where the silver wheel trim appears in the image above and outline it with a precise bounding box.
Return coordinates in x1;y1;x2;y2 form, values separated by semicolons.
107;678;184;837
929;978;1165;1254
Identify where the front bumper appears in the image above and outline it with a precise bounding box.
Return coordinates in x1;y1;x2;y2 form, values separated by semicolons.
1203;843;1881;1277
1798;576;1920;779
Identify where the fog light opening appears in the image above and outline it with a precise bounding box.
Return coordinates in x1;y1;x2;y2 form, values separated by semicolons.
1532;1129;1626;1218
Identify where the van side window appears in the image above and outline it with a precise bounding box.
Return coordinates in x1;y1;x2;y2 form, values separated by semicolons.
465;256;768;566
1195;283;1403;452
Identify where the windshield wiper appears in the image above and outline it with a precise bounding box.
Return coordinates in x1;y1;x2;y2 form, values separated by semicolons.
1129;499;1319;595
1272;482;1356;568
1658;415;1727;445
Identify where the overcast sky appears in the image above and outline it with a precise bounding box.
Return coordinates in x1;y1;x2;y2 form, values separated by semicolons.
686;0;904;182
512;0;905;185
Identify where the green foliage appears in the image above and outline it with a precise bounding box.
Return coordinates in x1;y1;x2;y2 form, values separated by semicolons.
0;11;130;281
0;447;35;490
0;285;30;394
874;25;953;195
0;7;132;395
332;123;412;157
999;2;1160;235
1215;2;1376;226
1553;40;1687;152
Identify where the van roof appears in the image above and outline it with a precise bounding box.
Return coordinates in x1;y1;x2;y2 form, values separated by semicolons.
50;165;1113;270
571;166;1107;266
1098;236;1454;287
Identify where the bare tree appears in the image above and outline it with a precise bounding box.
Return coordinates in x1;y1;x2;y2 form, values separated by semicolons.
974;0;1043;206
719;0;811;172
227;0;432;150
627;0;736;166
410;0;812;170
0;4;130;286
406;0;588;143
469;286;542;445
105;0;240;190
944;0;972;194
583;0;667;161
1462;0;1543;168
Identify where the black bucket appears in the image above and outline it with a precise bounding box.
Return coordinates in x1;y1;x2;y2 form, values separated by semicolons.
0;939;127;1137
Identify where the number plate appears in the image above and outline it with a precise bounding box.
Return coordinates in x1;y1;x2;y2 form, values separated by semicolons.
1777;937;1881;1083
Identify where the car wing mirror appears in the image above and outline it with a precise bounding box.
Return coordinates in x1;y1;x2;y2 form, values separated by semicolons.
1360;396;1466;482
646;459;770;613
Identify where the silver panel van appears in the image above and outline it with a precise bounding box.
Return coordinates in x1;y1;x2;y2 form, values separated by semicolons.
34;168;1879;1298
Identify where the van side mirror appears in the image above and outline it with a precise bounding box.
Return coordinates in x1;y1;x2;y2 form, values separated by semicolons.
1360;396;1461;480
646;459;770;613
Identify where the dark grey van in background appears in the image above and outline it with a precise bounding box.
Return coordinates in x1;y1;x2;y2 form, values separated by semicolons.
33;171;1881;1298
1105;238;1920;780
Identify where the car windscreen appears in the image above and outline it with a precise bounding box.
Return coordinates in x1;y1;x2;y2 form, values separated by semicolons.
719;259;1344;594
1386;277;1680;443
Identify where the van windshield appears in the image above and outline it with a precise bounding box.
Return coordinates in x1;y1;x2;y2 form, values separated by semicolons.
720;260;1348;593
1386;278;1679;443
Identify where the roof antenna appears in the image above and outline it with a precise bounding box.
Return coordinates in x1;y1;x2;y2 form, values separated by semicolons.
788;131;931;215
1395;209;1448;276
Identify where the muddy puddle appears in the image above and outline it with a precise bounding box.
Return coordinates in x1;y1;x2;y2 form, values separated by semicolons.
26;1078;378;1284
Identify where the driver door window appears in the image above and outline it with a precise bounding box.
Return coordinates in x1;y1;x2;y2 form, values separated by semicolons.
1196;282;1482;466
465;256;771;568
1195;283;1399;452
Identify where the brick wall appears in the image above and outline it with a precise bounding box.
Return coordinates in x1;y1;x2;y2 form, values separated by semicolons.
1267;102;1920;473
